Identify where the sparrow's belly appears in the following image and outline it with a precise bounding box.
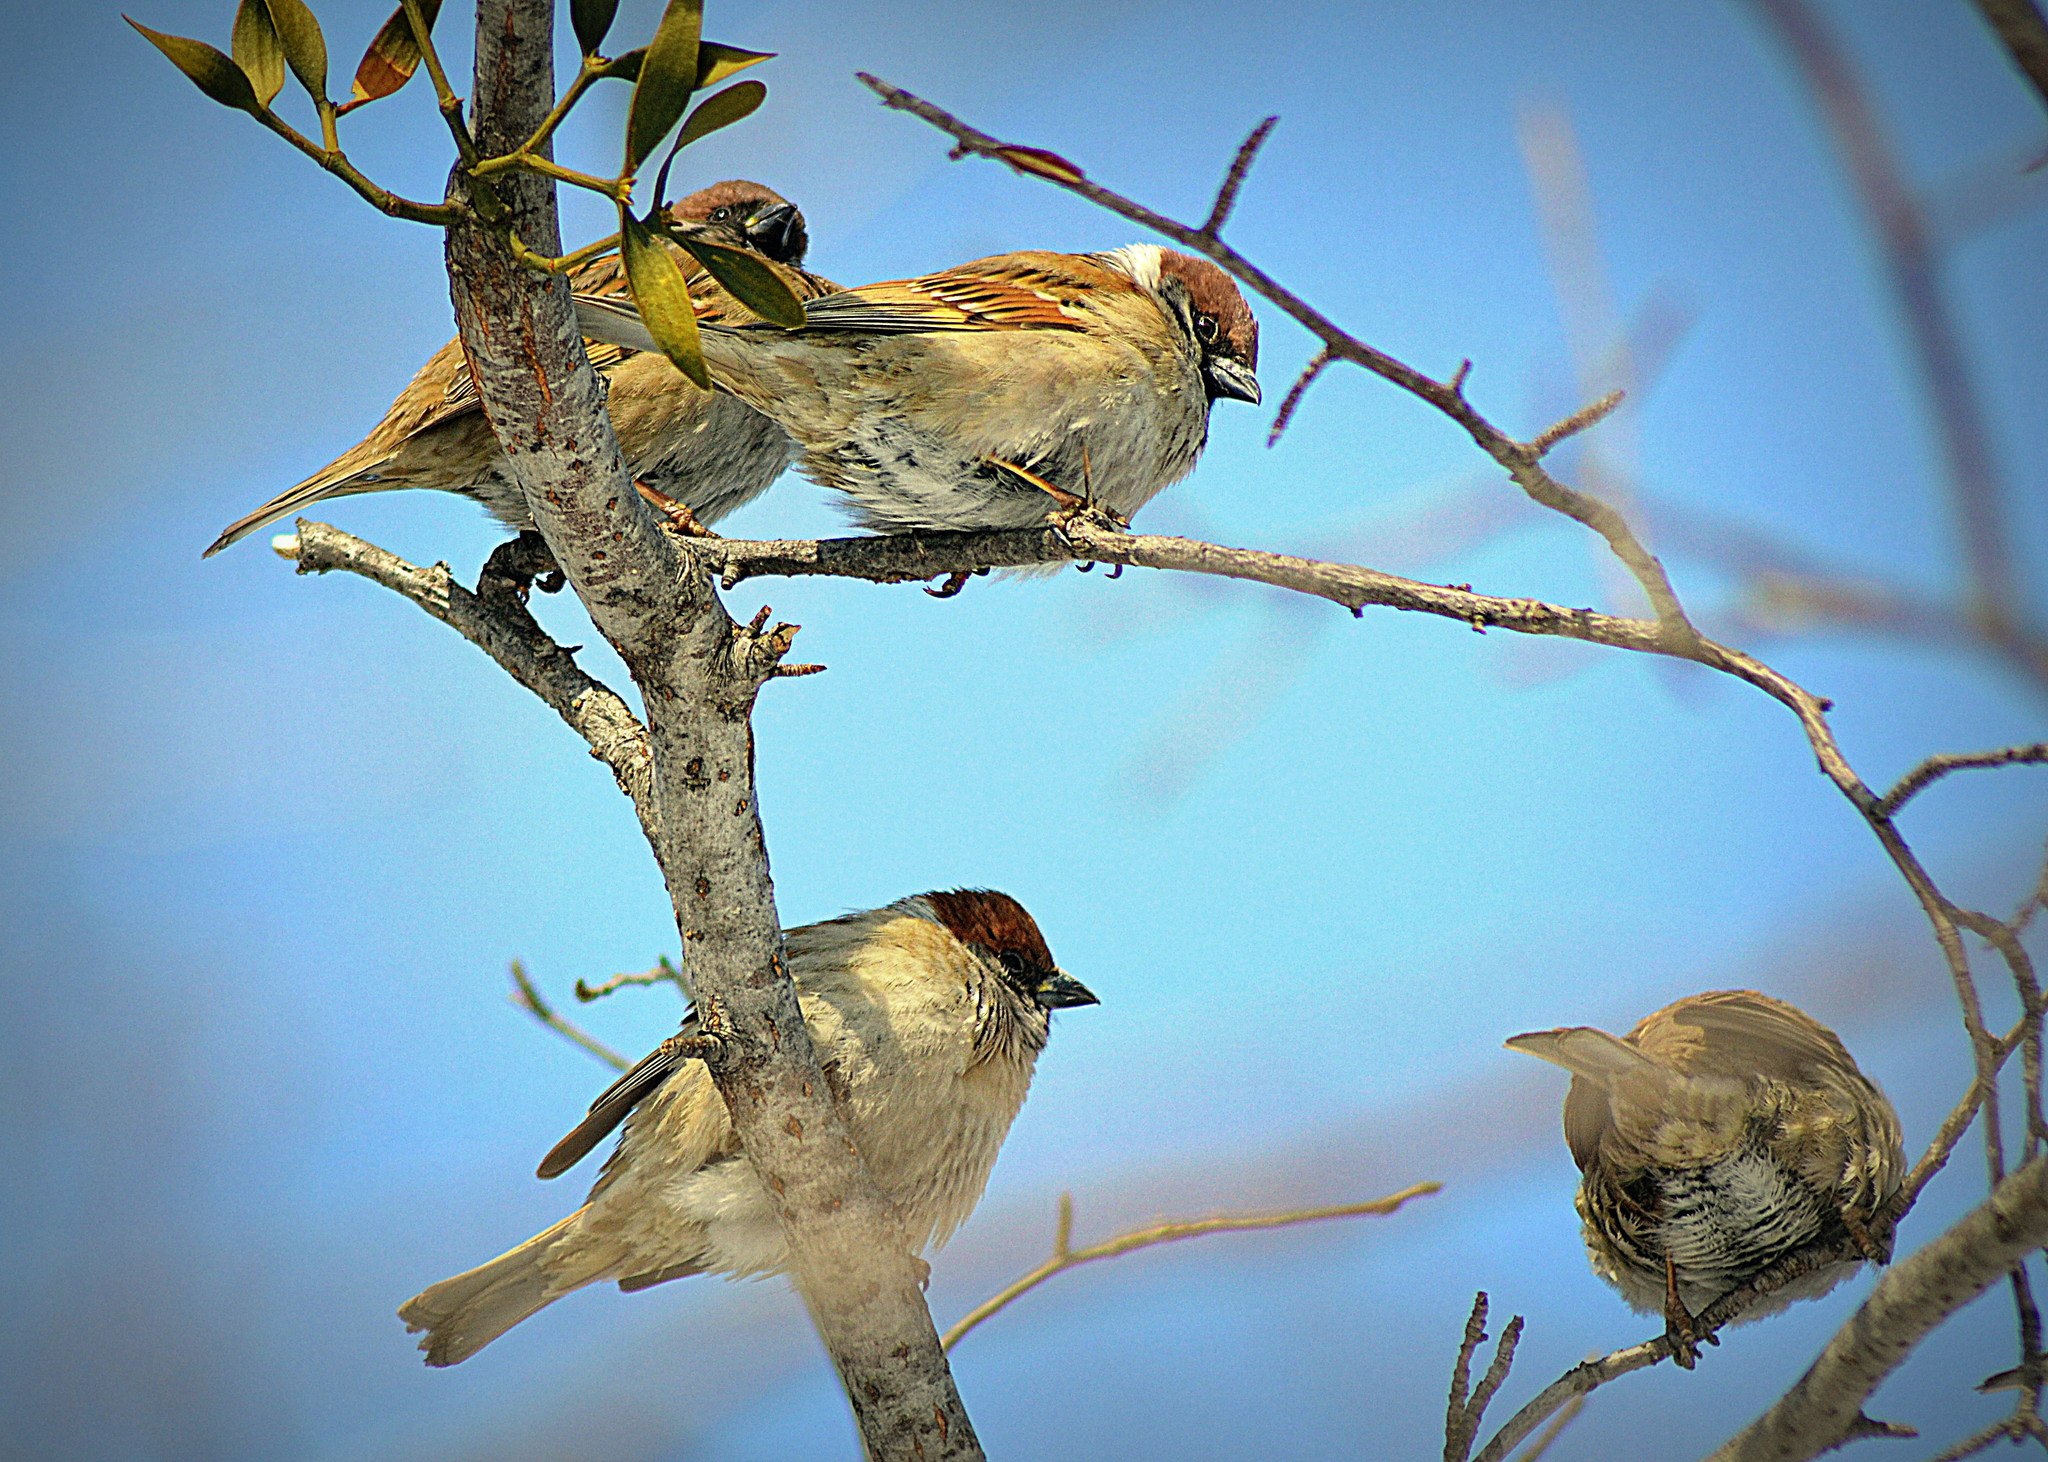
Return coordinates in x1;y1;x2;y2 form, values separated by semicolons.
632;396;797;525
1584;1148;1848;1314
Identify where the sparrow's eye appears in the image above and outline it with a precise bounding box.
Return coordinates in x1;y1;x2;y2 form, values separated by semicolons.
1194;315;1219;344
997;950;1029;978
709;206;731;223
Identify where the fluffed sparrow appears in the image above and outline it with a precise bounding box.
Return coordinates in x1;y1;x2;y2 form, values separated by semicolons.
398;889;1096;1365
206;181;834;556
1508;990;1904;1366
573;244;1259;540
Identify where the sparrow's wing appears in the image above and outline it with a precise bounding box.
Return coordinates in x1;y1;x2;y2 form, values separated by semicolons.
795;261;1093;335
536;1011;701;1179
1646;990;1858;1084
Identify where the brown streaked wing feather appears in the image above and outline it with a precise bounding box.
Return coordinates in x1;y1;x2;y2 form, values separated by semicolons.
535;1014;699;1180
616;1260;704;1292
1638;990;1858;1084
797;256;1103;335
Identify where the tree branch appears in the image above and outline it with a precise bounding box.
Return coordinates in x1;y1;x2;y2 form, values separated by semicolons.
853;73;1696;644
1705;1157;2048;1462
509;960;630;1071
1878;742;2048;817
940;1182;1438;1352
446;6;979;1455
282;521;654;821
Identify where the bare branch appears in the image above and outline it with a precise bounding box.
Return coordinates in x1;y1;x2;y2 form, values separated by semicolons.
509;961;629;1071
1752;0;2024;654
1526;388;1627;458
939;1182;1439;1352
1445;1292;1527;1462
1971;0;2048;120
1878;742;2048;817
1445;1293;1489;1456
576;957;689;1004
853;73;1701;646
1520;1395;1588;1462
1705;1156;2048;1461
1201;115;1278;236
1268;348;1334;447
450;8;980;1454
284;521;654;823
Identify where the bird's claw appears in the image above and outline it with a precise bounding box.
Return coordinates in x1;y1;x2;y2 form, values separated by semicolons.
636;479;721;538
1662;1256;1713;1369
925;570;973;599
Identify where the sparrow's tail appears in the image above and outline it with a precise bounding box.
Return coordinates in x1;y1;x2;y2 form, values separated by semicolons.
398;1212;605;1366
203;450;394;558
1504;1026;1666;1087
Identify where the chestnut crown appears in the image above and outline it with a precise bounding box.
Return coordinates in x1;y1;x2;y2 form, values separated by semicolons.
923;889;1096;1010
664;179;808;265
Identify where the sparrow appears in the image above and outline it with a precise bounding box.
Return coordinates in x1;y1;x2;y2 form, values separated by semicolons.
398;888;1097;1366
205;181;835;556
1507;990;1904;1366
572;244;1261;542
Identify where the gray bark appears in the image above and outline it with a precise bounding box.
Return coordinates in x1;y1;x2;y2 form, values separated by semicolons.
441;5;980;1454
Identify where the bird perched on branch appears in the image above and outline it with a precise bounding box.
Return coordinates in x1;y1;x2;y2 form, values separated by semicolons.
205;180;834;557
573;244;1261;544
1506;990;1903;1366
398;889;1097;1366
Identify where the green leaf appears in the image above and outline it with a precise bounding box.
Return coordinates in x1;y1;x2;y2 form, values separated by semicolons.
696;42;772;87
126;18;263;113
624;0;701;173
570;0;618;56
678;235;805;329
596;40;769;87
647;80;764;207
347;0;439;107
674;79;763;150
231;0;285;106
621;209;710;388
262;0;328;103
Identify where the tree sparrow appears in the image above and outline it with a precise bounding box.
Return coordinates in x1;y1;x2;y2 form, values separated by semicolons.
572;244;1261;538
398;889;1097;1366
1507;990;1904;1365
205;181;834;556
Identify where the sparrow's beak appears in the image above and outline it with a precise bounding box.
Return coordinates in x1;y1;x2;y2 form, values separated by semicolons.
744;201;804;263
1034;968;1099;1010
1205;355;1261;405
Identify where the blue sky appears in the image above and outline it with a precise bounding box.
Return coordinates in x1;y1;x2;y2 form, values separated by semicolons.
2;0;2045;1457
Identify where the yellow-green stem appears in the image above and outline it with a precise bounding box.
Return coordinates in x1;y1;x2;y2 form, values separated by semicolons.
401;0;481;166
252;107;458;224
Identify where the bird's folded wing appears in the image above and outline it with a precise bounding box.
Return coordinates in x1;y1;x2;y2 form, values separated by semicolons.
536;1014;701;1179
794;270;1087;334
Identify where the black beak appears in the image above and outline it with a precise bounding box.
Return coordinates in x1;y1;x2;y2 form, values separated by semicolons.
744;201;805;265
1034;968;1099;1010
1204;355;1261;405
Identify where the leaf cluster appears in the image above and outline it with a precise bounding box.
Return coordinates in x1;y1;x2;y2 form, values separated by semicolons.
128;0;803;383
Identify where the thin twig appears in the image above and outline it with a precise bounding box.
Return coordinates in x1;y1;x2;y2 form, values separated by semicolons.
1526;388;1626;457
1267;348;1333;446
1201;115;1278;236
1753;0;2024;659
285;522;655;826
1878;742;2048;817
1971;0;2048;119
939;1182;1439;1351
577;956;690;1003
508;960;630;1070
853;73;1703;648
1517;1394;1586;1462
